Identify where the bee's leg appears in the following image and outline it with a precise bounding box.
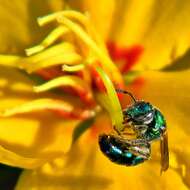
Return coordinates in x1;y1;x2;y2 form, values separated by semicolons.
113;125;122;135
127;141;151;159
113;115;133;133
113;137;151;159
133;125;148;131
116;136;148;145
132;125;148;137
122;132;135;136
122;116;148;136
113;124;135;136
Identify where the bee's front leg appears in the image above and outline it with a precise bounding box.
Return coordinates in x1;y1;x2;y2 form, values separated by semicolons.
113;125;135;137
127;140;151;160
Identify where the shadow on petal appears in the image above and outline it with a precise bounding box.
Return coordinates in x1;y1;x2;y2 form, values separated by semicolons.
162;48;190;71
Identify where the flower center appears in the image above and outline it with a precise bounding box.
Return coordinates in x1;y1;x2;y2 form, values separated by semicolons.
0;10;126;131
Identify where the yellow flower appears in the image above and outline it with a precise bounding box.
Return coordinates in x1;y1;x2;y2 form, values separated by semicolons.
0;0;190;189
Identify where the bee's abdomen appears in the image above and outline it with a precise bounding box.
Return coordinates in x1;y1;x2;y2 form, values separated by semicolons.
99;134;145;166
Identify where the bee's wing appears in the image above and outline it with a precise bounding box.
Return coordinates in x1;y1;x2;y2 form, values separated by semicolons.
160;130;169;173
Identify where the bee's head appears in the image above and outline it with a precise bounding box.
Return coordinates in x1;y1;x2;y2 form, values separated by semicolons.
124;101;154;124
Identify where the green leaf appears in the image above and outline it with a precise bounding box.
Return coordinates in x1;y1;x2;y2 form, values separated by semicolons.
72;117;95;144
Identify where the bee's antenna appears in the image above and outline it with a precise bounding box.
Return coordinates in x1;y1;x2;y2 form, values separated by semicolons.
116;89;137;103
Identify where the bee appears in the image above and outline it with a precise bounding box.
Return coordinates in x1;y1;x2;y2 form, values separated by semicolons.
99;89;169;172
99;134;151;166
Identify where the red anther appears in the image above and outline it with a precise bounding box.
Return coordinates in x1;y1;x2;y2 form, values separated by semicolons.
60;86;95;107
76;89;95;107
53;109;85;120
89;124;99;138
76;70;84;79
36;66;95;106
121;45;144;73
54;107;94;120
53;109;74;119
36;66;63;80
90;64;106;92
106;41;122;60
107;41;144;73
36;70;52;80
132;77;145;88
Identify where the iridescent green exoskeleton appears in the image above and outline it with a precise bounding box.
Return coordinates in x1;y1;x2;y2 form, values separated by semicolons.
99;134;150;166
98;89;169;172
117;89;169;172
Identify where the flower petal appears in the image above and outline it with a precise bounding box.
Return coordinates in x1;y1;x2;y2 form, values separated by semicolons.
0;145;47;169
0;0;65;53
134;70;190;147
16;114;189;189
109;1;190;69
69;0;115;40
128;70;190;185
0;66;81;168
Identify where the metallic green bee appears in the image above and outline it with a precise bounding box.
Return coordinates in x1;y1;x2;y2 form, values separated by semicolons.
99;89;169;172
99;134;150;166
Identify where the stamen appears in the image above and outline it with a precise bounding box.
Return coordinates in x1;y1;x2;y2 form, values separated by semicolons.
23;43;81;73
61;10;108;52
26;42;76;62
59;10;89;26
26;53;81;73
0;99;72;116
33;75;91;94
0;55;22;68
26;26;69;56
0;43;80;73
62;64;85;72
96;67;124;131
37;10;89;27
57;16;122;82
37;13;59;26
0;98;95;119
33;75;93;104
37;10;104;52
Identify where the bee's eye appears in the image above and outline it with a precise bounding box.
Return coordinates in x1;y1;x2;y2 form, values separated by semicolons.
137;102;152;112
124;102;153;118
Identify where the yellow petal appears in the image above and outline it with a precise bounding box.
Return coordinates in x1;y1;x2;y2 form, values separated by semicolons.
69;0;115;40
0;66;80;168
109;1;190;70
16;114;189;190
135;70;190;148
0;145;47;169
128;70;190;184
0;0;65;54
